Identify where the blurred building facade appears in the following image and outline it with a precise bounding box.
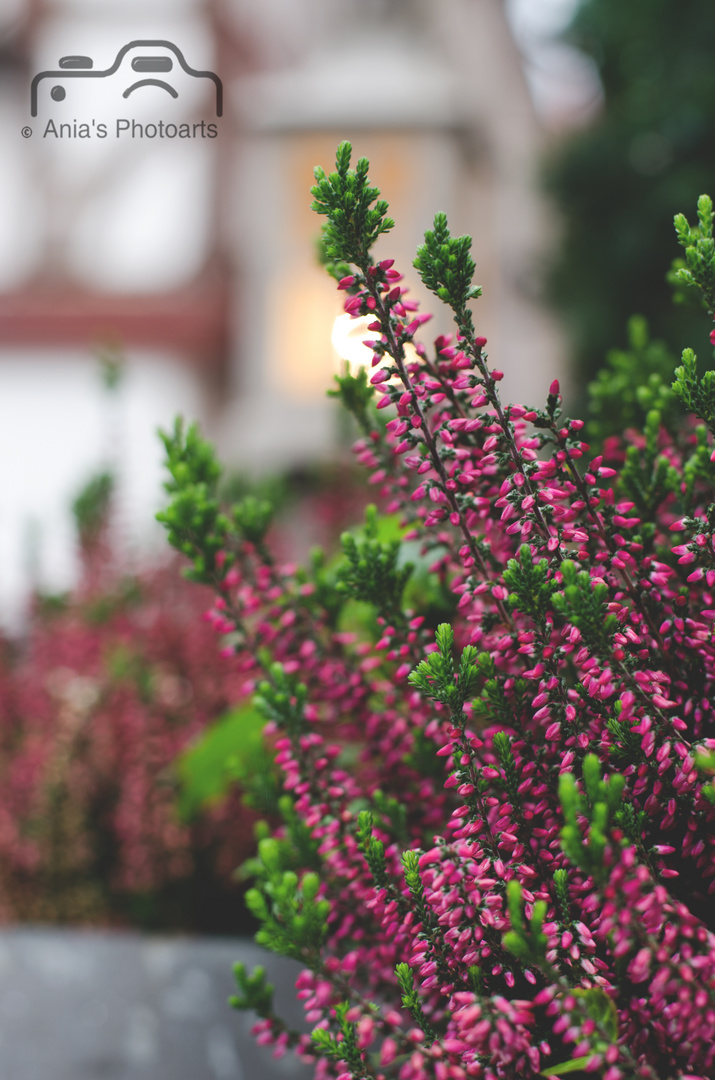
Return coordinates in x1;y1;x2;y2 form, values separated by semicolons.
0;0;567;617
221;0;568;466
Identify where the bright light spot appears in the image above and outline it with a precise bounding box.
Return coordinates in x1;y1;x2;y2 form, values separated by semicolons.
331;314;380;373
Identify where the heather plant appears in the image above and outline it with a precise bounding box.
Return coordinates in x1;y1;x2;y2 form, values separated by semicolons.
159;144;715;1079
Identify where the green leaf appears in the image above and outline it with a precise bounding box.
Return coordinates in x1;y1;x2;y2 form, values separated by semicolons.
539;1054;594;1076
176;704;268;817
572;987;618;1042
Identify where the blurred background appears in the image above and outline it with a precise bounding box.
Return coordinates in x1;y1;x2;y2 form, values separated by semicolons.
0;0;604;626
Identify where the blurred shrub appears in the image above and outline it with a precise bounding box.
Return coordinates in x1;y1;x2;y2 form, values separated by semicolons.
0;553;259;930
546;0;715;386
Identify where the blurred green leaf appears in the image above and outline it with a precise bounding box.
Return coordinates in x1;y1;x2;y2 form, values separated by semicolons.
176;704;268;818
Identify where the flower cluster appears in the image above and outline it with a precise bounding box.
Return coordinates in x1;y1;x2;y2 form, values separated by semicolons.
159;147;715;1078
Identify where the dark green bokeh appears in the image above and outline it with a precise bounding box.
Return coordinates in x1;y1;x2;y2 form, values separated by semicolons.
545;0;715;388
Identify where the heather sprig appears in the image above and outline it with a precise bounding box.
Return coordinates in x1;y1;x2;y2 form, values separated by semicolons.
413;213;482;334
356;810;388;889
407;622;484;717
157;418;230;583
328;366;376;436
673;194;715;315
395;963;437;1045
337;505;413;621
244;841;330;962
503;544;556;628
230;962;275;1018
672;346;715;435
311;140;394;273
253;664;309;738
559;755;625;887
503;879;547;967
551;560;618;655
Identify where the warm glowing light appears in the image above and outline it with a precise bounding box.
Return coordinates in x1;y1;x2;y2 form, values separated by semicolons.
331;314;380;372
331;313;420;380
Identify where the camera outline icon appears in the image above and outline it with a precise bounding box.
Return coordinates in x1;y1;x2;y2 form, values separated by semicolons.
30;39;223;118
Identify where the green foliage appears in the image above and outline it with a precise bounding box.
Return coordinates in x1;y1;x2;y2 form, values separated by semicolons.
341;513;455;632
98;340;124;391
72;471;114;546
244;839;330;961
403;559;458;633
586;316;680;445
540;1053;598;1076
672;347;715;434
230;963;275;1017
553;867;571;925
395;962;437;1044
328;365;376;435
618;800;649;850
668;197;715;433
503;879;548;966
156;418;230;584
311;141;394;271
673;194;715;314
503;544;556;627
471;666;530;730
618;406;680;523
403;727;447;781
232;494;274;548
693;747;715;804
160;416;222;494
315;231;352;285
312;1001;371;1078
408;623;486;719
606;700;643;766
105;643;152;701
401;849;425;907
493;732;521;809
544;0;715;385
217;469;288;517
372;788;408;846
337;505;413;620
539;988;619;1076
551;561;618;655
253;664;308;738
158;421;277;583
413;213;482;332
176;704;278;818
356;810;388;888
242;794;321;888
559;755;625;886
680;423;715;511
